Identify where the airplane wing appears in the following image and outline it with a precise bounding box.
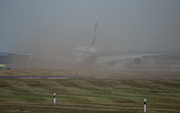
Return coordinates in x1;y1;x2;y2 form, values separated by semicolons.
6;52;72;63
7;52;34;56
1;52;76;69
95;53;170;65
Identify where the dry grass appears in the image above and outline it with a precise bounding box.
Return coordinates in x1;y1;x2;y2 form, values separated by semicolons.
1;69;180;78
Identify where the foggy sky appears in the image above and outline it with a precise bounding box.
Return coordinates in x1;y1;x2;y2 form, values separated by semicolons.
0;0;180;54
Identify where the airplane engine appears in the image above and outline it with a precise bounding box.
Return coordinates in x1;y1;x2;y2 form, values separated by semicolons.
108;61;116;66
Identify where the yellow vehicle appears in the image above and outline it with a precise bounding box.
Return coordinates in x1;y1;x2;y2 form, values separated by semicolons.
0;64;6;69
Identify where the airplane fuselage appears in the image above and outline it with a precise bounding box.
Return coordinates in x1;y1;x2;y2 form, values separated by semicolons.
72;46;98;65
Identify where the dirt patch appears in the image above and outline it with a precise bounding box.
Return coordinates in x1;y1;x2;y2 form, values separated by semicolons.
149;90;170;93
115;100;136;103
0;81;10;87
27;81;45;87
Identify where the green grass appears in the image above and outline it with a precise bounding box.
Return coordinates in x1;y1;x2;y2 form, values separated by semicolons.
0;79;180;113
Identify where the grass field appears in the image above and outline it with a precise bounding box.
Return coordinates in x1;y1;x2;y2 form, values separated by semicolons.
0;78;180;113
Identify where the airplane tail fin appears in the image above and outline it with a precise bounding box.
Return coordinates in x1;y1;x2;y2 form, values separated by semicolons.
91;18;97;47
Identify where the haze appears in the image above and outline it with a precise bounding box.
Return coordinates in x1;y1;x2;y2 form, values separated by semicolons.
1;0;180;55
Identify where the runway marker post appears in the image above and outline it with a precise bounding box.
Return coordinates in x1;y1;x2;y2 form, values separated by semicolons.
54;93;56;104
144;99;146;112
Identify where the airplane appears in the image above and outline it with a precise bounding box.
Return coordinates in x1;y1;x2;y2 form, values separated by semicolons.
68;19;168;68
2;19;169;69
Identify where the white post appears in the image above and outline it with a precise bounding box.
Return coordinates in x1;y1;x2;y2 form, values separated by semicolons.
144;99;146;112
54;93;56;104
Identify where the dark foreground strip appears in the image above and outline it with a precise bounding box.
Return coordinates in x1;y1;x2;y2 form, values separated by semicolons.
0;76;91;79
0;77;70;79
0;76;180;79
